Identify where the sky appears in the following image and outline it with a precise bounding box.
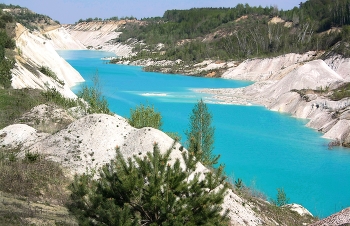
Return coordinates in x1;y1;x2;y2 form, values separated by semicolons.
1;0;303;24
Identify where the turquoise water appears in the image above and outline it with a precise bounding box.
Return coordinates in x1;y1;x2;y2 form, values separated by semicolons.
58;50;350;218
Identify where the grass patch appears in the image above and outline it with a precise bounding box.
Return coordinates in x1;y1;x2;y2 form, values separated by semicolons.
0;150;76;225
40;87;78;109
0;88;44;129
0;149;70;203
0;88;81;130
0;212;24;226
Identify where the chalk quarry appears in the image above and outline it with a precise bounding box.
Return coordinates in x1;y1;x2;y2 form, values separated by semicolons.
3;18;350;225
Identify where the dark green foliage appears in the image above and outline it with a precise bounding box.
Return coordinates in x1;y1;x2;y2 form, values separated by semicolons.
129;103;162;129
234;178;244;190
0;8;16;88
186;99;219;166
0;57;14;88
0;30;15;88
0;30;15;50
118;5;276;45
77;73;111;114
68;144;229;225
24;151;40;163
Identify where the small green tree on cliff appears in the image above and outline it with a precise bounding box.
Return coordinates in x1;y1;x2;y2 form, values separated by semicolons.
186;99;219;166
68;143;229;225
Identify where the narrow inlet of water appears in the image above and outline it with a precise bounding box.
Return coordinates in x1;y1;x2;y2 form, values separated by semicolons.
58;50;350;218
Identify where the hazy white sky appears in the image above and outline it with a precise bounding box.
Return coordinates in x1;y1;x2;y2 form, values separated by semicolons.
2;0;303;24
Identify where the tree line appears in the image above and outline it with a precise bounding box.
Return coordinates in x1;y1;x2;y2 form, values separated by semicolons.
111;0;350;64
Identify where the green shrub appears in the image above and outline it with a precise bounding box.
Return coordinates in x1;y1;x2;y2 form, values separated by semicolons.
24;151;40;163
186;99;219;166
129;103;162;129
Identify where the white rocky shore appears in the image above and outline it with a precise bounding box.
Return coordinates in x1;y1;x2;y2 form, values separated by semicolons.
195;53;350;144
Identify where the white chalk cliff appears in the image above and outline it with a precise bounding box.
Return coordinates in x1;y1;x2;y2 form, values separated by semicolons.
12;23;84;98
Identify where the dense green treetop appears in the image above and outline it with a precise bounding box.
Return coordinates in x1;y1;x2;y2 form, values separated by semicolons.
68;144;229;225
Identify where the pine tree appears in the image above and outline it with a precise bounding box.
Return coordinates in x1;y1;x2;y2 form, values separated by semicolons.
186;99;219;166
68;143;229;225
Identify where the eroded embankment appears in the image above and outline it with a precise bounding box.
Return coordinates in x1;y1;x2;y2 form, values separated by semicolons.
197;52;350;145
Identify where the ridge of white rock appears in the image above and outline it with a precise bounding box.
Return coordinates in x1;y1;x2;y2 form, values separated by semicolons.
310;207;350;226
0;124;49;150
12;23;84;98
284;204;313;216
